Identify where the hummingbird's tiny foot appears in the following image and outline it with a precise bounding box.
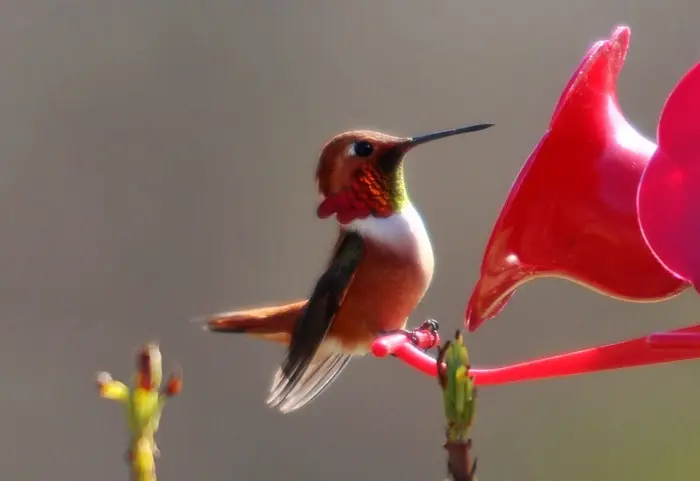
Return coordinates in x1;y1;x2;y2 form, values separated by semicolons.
399;329;421;348
407;320;440;351
421;319;440;350
378;326;439;351
378;328;418;345
419;319;439;333
402;328;419;345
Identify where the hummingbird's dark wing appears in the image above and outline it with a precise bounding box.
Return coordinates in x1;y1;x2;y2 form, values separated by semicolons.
267;231;365;413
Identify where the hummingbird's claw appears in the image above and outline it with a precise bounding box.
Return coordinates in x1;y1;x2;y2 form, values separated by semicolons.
380;328;421;347
400;328;423;347
412;319;440;352
419;319;439;333
378;322;440;353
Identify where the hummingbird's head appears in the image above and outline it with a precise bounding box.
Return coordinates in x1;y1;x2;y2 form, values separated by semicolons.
315;123;493;225
134;342;163;391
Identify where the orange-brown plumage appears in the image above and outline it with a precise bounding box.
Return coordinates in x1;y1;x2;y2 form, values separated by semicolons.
324;233;431;350
202;122;493;413
207;300;307;345
206;231;429;351
315;130;402;198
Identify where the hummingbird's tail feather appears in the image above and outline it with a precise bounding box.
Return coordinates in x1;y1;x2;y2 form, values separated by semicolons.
267;351;352;413
202;300;308;344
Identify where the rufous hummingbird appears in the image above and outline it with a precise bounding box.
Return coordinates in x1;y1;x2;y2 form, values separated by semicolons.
201;122;493;413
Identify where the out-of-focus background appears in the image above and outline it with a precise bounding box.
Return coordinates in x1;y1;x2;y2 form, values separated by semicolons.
1;1;699;480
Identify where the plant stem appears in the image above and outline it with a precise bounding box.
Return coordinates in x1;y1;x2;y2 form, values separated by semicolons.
130;437;157;481
438;331;477;481
444;439;477;481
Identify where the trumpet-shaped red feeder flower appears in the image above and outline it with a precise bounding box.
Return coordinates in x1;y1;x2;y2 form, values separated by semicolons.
635;61;700;349
637;62;700;290
465;25;688;332
374;323;700;384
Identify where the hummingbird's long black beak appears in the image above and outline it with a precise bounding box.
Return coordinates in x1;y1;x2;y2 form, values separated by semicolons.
376;122;494;174
400;123;494;150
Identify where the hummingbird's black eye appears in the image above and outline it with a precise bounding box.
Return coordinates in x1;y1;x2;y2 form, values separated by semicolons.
352;141;374;157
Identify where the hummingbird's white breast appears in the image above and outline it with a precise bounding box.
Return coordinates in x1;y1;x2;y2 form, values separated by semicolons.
346;203;435;281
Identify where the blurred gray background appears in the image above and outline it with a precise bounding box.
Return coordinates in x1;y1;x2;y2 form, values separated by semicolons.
1;1;699;480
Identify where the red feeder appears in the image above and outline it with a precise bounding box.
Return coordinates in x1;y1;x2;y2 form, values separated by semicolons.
637;61;700;290
636;61;700;350
466;25;688;332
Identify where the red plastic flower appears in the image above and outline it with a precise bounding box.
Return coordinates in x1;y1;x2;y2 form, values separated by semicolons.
465;25;688;332
637;62;700;289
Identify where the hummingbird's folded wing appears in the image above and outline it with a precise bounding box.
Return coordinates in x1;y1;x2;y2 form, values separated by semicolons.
267;231;365;413
267;351;351;413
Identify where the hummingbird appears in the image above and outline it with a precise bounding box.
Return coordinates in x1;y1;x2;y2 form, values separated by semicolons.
202;122;493;413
